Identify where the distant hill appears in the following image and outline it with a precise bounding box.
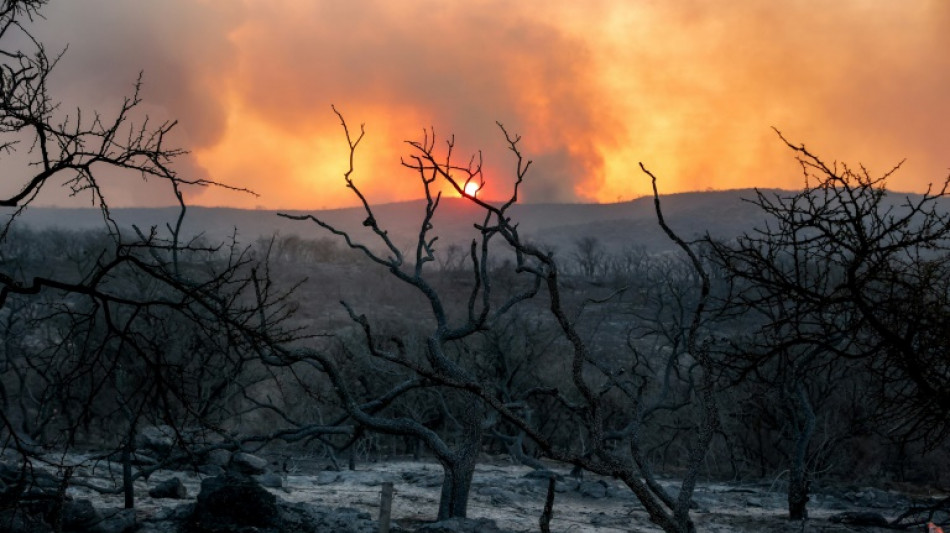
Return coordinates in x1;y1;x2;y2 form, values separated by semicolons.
0;188;870;254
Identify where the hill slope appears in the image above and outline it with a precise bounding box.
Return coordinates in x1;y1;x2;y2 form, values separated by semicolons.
8;189;783;254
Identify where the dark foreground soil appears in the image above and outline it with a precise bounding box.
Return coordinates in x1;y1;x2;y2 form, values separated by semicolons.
9;453;948;532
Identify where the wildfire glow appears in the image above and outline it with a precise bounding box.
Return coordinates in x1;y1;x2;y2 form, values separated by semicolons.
30;1;950;208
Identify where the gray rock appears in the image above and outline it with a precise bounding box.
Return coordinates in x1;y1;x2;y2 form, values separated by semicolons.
254;472;283;488
135;425;176;456
829;511;889;527
398;470;443;488
523;469;561;481
417;517;508;533
476;486;511;505
204;449;231;467
590;512;629;527
184;473;280;533
579;480;609;499
933;510;950;526
61;498;102;531
860;488;909;509
745;497;766;507
30;470;61;491
0;462;60;494
0;509;49;533
149;477;187;499
128;452;159;466
825;499;849;510
150;502;195;522
197;465;224;477
97;508;137;533
137;522;179;533
230;452;268;475
282;503;375;533
605;484;625;499
315;471;340;485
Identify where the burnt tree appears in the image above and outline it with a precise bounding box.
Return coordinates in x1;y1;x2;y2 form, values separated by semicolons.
708;130;950;518
270;108;722;532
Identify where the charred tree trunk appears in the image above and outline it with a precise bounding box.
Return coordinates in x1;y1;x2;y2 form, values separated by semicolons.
436;397;482;520
540;476;556;533
788;383;815;520
437;454;477;520
122;444;134;509
788;476;809;521
123;423;136;509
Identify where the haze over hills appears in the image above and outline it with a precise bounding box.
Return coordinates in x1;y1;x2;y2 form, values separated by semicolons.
9;188;935;255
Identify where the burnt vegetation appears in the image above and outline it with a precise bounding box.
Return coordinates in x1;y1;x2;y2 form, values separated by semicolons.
2;2;950;532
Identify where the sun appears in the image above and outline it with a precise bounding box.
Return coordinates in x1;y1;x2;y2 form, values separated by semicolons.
463;181;480;197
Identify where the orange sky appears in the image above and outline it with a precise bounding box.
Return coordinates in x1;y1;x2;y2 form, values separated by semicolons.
24;1;950;208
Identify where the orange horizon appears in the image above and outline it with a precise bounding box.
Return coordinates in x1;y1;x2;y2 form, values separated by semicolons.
15;1;950;210
32;183;945;213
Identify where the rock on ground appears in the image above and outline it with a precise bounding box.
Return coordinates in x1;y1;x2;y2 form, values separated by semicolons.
184;472;280;533
229;452;269;475
281;502;376;533
61;499;102;530
829;511;890;527
149;477;187;499
416;517;509;533
96;508;137;533
254;472;283;488
135;426;176;457
203;449;231;468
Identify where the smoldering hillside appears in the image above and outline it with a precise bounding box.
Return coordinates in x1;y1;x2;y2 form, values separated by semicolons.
14;189;774;254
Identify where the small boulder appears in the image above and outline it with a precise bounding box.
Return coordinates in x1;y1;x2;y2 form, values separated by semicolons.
98;508;137;533
253;472;283;489
281;503;375;533
579;480;609;499
135;425;176;456
523;469;561;481
184;472;281;533
151;502;195;522
417;517;506;533
0;461;22;483
315;471;340;485
204;449;231;468
0;508;49;533
933;511;950;526
230;452;268;475
829;511;889;527
128;452;159;466
0;463;60;493
476;486;511;505
149;477;187;499
197;465;225;477
745;497;766;508
61;498;102;531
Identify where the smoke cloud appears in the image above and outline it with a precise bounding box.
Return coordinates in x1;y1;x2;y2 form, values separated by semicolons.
21;0;950;208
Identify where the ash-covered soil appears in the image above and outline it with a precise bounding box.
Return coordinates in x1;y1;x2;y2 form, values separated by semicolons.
10;453;948;532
